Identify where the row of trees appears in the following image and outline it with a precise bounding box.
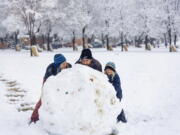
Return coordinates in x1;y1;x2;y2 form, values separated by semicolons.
0;0;180;54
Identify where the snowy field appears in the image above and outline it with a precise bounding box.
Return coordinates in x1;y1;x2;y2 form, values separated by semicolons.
0;46;180;135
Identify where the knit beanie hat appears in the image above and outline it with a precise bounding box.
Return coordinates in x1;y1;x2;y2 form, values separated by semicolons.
80;49;93;59
105;62;116;72
54;54;66;68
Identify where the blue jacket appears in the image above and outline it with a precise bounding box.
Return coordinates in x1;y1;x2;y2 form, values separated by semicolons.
43;63;61;82
108;73;122;100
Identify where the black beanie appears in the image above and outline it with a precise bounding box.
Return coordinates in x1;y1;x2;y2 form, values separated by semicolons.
80;49;93;59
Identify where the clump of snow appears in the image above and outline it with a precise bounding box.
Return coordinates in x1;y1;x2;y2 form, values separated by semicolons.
39;64;121;135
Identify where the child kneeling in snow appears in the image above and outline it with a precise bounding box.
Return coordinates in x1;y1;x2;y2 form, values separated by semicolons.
104;62;127;123
30;54;72;124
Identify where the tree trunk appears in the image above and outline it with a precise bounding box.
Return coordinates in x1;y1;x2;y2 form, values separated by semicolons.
135;36;137;47
106;34;110;51
121;32;124;52
168;28;172;46
0;38;4;44
138;36;142;47
168;28;172;52
32;34;36;45
82;26;87;49
14;31;19;45
174;33;177;46
5;34;8;41
42;34;44;45
90;34;95;43
145;35;148;50
164;33;168;48
82;27;86;49
47;33;51;51
29;34;33;56
101;33;105;46
29;33;36;56
125;36;128;46
72;31;76;51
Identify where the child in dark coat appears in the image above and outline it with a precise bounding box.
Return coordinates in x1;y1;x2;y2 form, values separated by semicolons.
30;54;72;124
76;49;102;72
43;54;72;83
104;62;127;123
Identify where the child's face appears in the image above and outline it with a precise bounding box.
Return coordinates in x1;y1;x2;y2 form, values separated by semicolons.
105;69;114;76
60;62;68;70
81;58;92;65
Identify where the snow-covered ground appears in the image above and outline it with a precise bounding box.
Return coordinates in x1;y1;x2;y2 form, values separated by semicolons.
0;46;180;135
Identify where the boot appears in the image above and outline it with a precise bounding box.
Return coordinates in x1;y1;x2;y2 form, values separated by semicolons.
117;109;127;123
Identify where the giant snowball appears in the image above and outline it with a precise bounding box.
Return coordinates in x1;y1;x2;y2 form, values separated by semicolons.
39;64;122;135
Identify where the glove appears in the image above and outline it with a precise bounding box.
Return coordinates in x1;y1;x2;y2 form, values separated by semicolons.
116;93;122;102
30;99;41;124
108;75;113;82
30;109;39;123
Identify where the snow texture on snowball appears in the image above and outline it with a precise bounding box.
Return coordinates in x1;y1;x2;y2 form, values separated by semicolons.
39;64;122;135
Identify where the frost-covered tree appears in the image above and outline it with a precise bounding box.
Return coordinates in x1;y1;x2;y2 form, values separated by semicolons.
39;0;60;51
160;0;180;50
8;0;43;55
1;0;180;52
112;0;135;51
58;0;91;50
0;0;9;40
87;0;118;50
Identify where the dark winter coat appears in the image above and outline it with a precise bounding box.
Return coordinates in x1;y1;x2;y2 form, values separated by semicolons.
108;73;122;100
43;63;61;82
76;58;102;72
31;63;61;123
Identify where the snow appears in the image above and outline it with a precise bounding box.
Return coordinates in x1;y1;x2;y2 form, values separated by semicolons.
0;47;180;135
40;65;121;135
